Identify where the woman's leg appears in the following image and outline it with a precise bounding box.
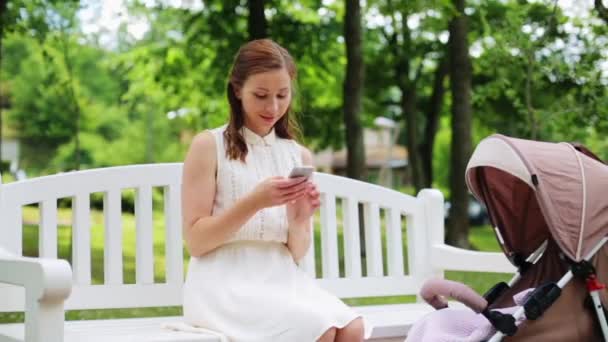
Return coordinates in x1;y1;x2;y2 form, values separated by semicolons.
335;317;365;342
317;327;337;342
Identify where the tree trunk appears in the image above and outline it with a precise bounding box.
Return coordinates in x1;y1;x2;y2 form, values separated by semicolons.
402;87;424;192
395;11;425;193
419;59;448;188
525;51;539;140
343;0;365;181
344;0;366;256
596;0;608;25
248;0;267;40
447;0;472;248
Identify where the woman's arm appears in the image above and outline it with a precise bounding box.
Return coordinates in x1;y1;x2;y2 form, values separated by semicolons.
181;132;259;257
286;147;320;262
182;132;312;257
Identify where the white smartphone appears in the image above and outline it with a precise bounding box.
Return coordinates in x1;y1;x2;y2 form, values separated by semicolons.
288;166;314;179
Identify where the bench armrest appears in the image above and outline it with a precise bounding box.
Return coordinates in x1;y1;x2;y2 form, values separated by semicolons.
0;249;72;342
430;244;516;273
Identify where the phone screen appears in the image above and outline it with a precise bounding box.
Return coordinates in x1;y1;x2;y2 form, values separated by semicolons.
289;166;314;179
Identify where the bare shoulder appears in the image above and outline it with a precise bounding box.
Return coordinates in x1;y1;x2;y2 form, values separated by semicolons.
183;130;217;175
300;145;314;166
190;130;216;154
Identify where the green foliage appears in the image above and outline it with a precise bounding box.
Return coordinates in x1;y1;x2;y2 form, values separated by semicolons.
470;0;608;146
6;34;77;148
433;115;451;196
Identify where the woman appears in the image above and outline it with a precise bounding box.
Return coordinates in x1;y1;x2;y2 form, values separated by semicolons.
181;39;370;341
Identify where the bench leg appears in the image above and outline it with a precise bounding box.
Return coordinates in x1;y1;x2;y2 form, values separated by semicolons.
25;297;64;342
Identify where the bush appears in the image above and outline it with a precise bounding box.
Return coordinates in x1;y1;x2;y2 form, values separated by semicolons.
0;161;10;173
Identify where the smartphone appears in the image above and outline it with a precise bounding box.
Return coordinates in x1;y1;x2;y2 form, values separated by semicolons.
288;166;314;179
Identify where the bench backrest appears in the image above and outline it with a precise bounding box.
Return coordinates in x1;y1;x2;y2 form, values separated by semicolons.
0;163;445;312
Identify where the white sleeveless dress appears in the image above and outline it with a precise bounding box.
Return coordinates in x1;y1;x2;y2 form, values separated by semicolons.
182;125;372;341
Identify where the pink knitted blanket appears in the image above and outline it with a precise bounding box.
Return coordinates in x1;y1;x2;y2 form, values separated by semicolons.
407;289;533;341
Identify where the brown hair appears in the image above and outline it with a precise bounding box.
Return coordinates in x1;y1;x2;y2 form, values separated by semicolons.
224;39;300;162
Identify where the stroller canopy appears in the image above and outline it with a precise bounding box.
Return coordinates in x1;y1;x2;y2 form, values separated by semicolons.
466;134;608;262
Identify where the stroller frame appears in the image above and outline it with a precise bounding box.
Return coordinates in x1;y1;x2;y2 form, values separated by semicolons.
487;236;608;342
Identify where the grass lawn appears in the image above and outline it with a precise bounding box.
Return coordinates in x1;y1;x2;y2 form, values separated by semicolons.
0;206;510;323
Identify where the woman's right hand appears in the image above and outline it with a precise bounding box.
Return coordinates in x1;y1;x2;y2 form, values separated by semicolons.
249;176;312;210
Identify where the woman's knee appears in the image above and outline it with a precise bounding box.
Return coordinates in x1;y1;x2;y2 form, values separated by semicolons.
336;317;365;342
317;327;337;342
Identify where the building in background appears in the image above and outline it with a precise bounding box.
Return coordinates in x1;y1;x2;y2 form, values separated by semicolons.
0;138;22;179
314;128;408;188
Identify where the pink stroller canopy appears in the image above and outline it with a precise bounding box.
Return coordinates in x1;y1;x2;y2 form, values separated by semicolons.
466;134;608;262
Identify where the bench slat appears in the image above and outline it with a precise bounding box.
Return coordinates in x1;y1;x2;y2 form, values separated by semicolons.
343;197;362;278
0;203;22;256
73;194;92;285
318;275;421;298
406;210;427;280
0;283;184;311
40;200;58;258
135;186;154;284
320;193;339;278
386;208;404;276
0;164;183;205
104;189;123;285
364;202;383;277
164;184;183;284
431;245;515;273
314;173;420;215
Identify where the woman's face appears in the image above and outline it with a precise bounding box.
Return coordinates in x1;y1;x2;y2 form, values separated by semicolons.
237;68;292;136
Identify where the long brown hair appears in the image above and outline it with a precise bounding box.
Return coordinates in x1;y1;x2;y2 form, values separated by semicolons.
224;39;300;162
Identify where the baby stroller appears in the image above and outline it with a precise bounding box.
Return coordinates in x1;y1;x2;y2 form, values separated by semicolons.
412;134;608;341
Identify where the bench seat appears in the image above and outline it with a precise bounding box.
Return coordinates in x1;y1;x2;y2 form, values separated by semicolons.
0;303;451;342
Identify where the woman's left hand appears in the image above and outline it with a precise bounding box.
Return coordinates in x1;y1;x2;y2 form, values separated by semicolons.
286;180;320;226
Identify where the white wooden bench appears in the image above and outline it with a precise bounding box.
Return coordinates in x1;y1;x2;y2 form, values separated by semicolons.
0;163;516;342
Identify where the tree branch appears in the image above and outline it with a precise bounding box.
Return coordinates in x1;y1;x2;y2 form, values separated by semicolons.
525;51;539;139
596;0;608;25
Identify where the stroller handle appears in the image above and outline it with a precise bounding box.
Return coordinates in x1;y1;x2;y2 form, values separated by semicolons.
421;278;488;313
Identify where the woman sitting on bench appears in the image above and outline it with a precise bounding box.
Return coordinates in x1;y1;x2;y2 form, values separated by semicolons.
180;38;370;342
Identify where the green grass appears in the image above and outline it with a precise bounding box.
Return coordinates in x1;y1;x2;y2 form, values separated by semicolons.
0;207;509;323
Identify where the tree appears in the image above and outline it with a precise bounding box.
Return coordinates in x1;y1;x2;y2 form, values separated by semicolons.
55;3;84;169
419;58;448;189
381;0;425;191
0;0;7;165
1;0;59;168
447;0;472;248
343;0;366;181
248;0;267;40
364;0;450;191
596;0;608;24
343;0;367;256
470;0;607;144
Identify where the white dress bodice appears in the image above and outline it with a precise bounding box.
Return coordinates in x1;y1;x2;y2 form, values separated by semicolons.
210;125;302;243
